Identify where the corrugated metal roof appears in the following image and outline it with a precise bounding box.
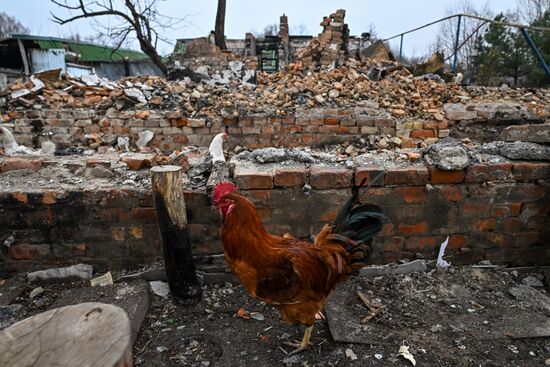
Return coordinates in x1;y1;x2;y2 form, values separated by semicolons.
8;34;149;62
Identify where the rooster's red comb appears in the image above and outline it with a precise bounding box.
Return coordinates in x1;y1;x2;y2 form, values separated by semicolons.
213;181;237;203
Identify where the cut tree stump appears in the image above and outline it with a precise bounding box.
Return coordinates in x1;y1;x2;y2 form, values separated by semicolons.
0;302;132;367
151;165;202;305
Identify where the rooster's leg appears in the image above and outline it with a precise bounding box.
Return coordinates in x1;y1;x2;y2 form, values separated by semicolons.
285;325;313;355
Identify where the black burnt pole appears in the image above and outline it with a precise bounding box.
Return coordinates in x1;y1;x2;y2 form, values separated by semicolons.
150;165;202;304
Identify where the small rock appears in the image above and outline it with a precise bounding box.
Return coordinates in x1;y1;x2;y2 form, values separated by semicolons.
328;89;339;98
156;346;168;353
27;264;93;283
282;355;301;364
431;324;443;333
29;287;44;299
90;165;114;178
150;281;170;298
345;348;358;361
522;276;544;287
374;353;383;360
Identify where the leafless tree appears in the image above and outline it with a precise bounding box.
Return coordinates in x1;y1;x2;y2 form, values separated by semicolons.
518;0;550;22
214;0;227;50
291;23;308;35
430;0;493;77
50;0;186;74
0;12;30;36
263;23;279;37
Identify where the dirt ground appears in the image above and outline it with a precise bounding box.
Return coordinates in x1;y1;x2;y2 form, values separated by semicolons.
132;266;550;367
2;265;549;367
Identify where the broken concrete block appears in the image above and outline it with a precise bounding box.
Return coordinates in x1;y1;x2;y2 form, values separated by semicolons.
27;264;94;284
359;260;427;277
443;104;477;121
500;124;550;143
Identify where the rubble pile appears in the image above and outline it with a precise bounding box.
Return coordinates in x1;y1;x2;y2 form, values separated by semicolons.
294;9;350;69
2;62;550;122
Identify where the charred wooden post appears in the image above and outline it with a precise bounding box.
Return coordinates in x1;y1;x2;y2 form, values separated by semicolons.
151;165;202;305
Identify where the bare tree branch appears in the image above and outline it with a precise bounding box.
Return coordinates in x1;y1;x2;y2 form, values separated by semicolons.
50;0;177;74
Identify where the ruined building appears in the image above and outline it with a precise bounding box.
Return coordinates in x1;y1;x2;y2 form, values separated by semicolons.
168;10;367;76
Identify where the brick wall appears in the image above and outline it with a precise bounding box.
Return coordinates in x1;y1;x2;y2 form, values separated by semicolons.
8;102;542;153
1;160;548;276
7;106;401;151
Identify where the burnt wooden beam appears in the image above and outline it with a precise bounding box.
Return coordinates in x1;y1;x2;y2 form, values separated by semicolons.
151;165;202;305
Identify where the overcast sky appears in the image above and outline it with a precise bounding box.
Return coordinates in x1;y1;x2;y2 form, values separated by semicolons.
3;0;520;56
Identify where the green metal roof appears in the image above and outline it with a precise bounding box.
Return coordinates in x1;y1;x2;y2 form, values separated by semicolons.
8;34;149;62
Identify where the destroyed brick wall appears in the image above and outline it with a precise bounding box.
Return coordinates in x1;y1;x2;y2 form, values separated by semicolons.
295;9;350;69
1;158;548;277
3;101;547;154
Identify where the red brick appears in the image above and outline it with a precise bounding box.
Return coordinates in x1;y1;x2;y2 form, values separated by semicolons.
512;162;550;181
429;167;465;184
281;117;294;125
0;158;43;173
42;191;58;205
380;223;394;236
398;222;428;235
171;118;188;127
465;163;513;183
354;166;385;186
394;187;427;204
235;169;274;190
121;153;156;170
223;117;238;127
385;166;428;186
502;218;527;233
448;234;467;249
323;117;340;125
318;125;339;133
310;167;353;189
439;186;464;202
10;243;50;259
486;232;506;246
381;237;403;251
274;167;306;188
86;157;111;168
320;208;339;221
131;207;157;221
405;236;438;250
134;110;150;119
12;192;28;203
491;203;522;217
462;203;491;217
187;118;206;127
112;227;125;241
473;218;497;232
410;129;436;138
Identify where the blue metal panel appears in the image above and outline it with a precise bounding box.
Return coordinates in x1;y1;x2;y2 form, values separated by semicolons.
30;48;66;73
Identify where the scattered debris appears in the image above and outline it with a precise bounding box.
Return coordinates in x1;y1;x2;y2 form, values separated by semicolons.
436;236;451;268
149;281;170;298
90;272;114;287
360;260;427;277
27;264;94;284
397;344;416;366
345;348;358;361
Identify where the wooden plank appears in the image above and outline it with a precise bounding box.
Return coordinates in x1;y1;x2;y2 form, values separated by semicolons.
151;165;202;305
0;302;132;367
17;39;30;76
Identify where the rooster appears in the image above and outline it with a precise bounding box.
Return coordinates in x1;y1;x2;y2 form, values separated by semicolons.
212;177;386;354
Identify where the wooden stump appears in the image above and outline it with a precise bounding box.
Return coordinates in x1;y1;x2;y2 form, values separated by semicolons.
0;302;132;367
151;165;202;305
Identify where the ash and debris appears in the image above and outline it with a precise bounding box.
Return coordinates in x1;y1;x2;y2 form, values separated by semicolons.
1;136;548;192
2;58;550;122
2;262;550;366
